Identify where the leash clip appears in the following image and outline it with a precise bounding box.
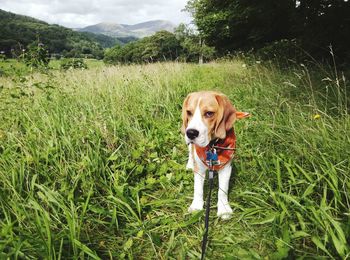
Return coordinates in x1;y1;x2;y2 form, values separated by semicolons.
208;169;214;179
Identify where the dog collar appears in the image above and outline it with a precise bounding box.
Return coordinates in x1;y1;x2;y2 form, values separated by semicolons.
194;128;236;171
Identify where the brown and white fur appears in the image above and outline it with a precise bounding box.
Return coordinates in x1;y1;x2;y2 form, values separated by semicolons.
181;91;241;219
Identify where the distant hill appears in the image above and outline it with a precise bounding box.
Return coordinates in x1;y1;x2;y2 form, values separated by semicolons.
78;20;176;38
0;9;135;58
79;32;137;48
0;9;101;57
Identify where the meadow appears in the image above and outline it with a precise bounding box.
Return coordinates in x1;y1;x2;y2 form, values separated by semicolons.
0;59;349;259
0;59;104;76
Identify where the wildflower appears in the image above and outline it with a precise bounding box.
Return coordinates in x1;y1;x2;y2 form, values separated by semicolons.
313;114;321;119
242;64;247;68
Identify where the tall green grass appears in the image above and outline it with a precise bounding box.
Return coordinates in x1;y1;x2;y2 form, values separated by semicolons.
0;60;349;259
0;59;104;76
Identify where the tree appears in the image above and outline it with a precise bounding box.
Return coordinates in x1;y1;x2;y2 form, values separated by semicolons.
294;0;350;58
186;0;296;54
104;31;182;64
175;23;215;63
186;0;350;60
140;31;181;62
104;45;123;64
104;28;215;65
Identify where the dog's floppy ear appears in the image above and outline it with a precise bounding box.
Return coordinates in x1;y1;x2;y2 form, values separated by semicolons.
181;93;192;134
236;111;250;119
214;94;237;139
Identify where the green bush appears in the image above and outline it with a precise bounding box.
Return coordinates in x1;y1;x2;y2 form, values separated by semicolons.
60;58;88;70
23;41;50;68
256;39;306;63
103;29;213;64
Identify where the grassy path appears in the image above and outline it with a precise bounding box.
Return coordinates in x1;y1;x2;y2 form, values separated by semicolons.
0;61;349;258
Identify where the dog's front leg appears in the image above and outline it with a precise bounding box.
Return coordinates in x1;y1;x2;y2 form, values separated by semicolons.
186;144;194;170
217;163;233;219
188;159;206;212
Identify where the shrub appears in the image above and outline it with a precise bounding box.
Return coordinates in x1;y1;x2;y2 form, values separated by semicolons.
256;39;306;63
24;41;50;68
60;58;88;70
0;53;6;61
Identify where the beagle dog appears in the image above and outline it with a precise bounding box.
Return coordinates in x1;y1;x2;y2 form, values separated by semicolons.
181;91;249;219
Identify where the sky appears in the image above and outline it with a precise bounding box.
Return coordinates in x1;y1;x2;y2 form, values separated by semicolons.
0;0;192;28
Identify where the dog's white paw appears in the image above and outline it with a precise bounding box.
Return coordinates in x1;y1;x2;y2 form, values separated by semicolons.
217;202;233;220
188;199;203;212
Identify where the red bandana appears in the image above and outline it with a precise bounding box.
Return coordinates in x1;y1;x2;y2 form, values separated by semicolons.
194;128;236;171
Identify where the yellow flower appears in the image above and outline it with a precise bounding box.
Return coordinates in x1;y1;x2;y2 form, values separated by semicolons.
313;114;321;119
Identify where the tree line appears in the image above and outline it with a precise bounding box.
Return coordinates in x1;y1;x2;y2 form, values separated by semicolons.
104;0;350;65
185;0;350;62
2;0;349;65
104;27;214;64
0;9;116;59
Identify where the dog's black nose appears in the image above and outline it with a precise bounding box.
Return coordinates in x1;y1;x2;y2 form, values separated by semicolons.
186;129;199;140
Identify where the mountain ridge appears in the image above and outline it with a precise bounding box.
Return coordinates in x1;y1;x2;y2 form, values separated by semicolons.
0;8;138;58
77;20;176;38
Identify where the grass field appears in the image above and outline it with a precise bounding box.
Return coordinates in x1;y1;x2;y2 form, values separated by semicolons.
0;60;349;259
0;59;104;76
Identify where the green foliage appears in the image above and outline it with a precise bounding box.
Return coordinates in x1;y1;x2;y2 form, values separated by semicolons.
0;59;29;77
186;0;295;53
60;58;88;70
23;41;50;68
0;60;349;258
254;39;307;64
186;0;350;61
175;23;215;62
104;28;215;64
0;9;104;59
103;45;122;64
92;35;119;50
79;32;136;49
104;30;182;64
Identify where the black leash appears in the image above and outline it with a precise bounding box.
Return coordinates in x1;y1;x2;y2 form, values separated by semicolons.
201;143;220;260
200;168;215;260
200;143;218;259
200;140;235;259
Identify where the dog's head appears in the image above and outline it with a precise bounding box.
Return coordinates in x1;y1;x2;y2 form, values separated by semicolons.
181;91;249;147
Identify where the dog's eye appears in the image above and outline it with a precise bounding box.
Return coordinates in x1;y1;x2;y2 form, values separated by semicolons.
205;111;215;118
186;110;192;117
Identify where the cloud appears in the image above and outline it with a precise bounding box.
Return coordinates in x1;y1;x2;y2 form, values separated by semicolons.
0;0;192;28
